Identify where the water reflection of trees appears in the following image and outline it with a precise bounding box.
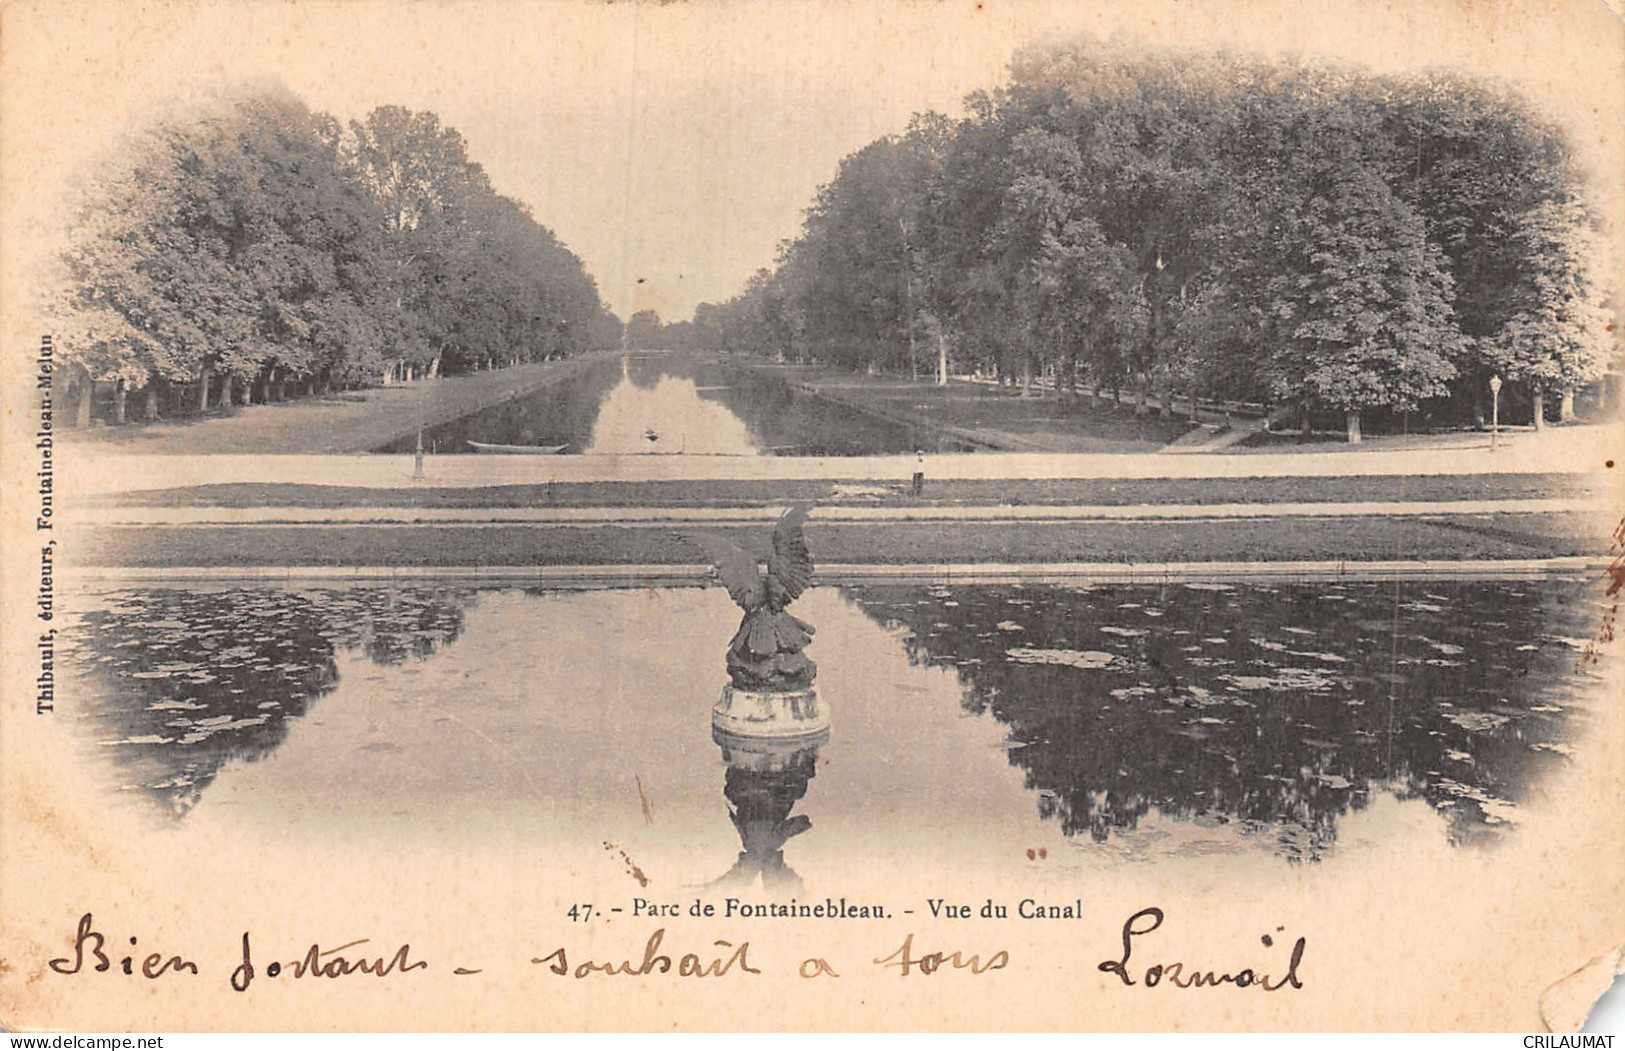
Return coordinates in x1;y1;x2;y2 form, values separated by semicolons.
624;352;668;390
383;350;974;457
67;587;473;818
844;579;1595;861
376;358;623;452
708;363;974;456
621;352;942;455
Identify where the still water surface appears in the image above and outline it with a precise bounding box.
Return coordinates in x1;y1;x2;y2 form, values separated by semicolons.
378;353;975;456
63;578;1602;882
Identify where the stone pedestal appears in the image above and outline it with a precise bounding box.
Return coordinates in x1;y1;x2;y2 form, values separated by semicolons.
713;725;830;767
712;683;828;739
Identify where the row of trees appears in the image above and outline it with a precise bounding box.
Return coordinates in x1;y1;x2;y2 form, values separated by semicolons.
696;39;1619;439
49;91;620;425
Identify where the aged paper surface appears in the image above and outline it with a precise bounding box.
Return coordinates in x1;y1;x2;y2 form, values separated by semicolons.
2;0;1623;1033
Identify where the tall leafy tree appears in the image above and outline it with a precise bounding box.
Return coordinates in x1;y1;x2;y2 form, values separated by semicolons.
1270;167;1461;441
1483;198;1616;427
51;93;608;425
688;36;1618;441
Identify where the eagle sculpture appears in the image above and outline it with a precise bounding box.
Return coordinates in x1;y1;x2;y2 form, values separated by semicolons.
681;504;817;692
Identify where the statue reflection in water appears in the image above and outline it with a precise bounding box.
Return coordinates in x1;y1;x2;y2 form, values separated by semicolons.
709;728;826;892
690;503;828;889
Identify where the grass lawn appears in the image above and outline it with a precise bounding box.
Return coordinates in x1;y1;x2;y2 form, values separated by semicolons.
77;512;1603;568
784;369;1197;452
86;473;1605;510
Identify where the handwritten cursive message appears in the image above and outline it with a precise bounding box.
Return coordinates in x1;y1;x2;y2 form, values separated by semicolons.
41;906;1308;993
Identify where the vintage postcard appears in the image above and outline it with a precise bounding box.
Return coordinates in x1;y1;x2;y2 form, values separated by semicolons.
2;0;1622;1034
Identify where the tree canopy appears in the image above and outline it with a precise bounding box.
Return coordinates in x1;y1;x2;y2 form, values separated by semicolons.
50;91;615;421
698;38;1618;436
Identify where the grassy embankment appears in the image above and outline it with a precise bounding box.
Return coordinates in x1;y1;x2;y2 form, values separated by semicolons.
63;357;598;455
772;366;1198;453
86;474;1604;509
80;511;1600;568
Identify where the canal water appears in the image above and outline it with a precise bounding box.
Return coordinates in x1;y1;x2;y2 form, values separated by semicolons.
377;352;976;455
61;576;1604;885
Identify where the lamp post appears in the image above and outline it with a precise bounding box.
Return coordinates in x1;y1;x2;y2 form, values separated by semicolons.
413;366;426;481
1489;375;1503;452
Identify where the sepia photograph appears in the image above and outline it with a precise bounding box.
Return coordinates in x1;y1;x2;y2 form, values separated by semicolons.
1;0;1622;1034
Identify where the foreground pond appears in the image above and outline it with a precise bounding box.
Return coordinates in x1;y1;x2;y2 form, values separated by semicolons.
62;578;1603;881
376;352;976;456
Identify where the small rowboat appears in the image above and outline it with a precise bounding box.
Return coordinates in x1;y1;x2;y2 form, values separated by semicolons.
467;440;569;454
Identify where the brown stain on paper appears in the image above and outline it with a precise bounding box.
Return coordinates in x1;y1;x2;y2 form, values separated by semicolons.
603;841;650;888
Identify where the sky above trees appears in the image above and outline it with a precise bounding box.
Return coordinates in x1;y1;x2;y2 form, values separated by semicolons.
5;0;1622;324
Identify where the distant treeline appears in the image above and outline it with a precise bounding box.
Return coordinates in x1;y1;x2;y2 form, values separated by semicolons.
685;39;1619;439
48;92;621;425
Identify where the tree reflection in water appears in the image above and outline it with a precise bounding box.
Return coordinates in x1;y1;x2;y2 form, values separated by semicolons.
843;578;1599;861
376;358;623;453
378;351;974;456
66;587;473;819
